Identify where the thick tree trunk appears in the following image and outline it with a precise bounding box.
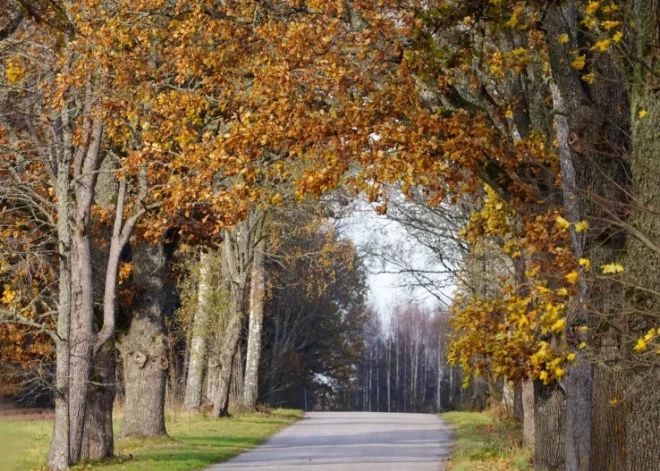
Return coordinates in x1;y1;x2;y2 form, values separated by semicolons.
80;342;115;461
119;243;168;438
183;251;213;411
242;227;266;410
622;3;660;469
534;381;565;471
590;365;626;471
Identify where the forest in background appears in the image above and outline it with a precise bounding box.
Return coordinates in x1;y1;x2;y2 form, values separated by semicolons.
2;0;660;470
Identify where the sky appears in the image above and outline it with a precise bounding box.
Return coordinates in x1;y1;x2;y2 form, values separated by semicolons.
337;201;454;316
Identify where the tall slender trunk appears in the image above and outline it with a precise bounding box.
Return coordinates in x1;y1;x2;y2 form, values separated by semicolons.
48;154;72;470
68;226;96;462
435;335;442;413
119;242;168;438
211;302;242;417
522;380;535;447
386;335;391;413
551;82;592;471
395;327;399;412
183;251;213;411
242;223;266;409
376;342;380;412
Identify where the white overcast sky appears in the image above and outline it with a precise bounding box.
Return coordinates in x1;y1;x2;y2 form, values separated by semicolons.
337;201;454;315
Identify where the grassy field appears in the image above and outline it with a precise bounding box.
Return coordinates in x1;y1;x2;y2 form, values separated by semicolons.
0;409;302;471
442;410;532;471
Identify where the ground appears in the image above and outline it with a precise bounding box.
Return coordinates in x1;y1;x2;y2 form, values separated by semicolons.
0;408;301;471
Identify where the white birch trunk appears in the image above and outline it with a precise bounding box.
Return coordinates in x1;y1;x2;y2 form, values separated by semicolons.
183;251;213;411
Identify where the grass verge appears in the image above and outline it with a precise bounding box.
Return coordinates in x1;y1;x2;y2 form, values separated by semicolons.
0;408;302;471
441;410;532;471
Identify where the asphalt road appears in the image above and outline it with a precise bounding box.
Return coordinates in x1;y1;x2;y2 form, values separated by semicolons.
208;411;452;471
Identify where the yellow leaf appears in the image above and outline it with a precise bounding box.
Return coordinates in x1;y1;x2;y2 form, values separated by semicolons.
634;338;647;353
557;288;569;296
575;221;590;232
585;2;600;15
591;39;611;52
579;342;587;349
571;55;586;70
582;16;597;28
601;20;621;30
612;31;624;42
639;109;648;119
555;367;566;379
1;285;15;304
601;263;624;274
579;258;591;271
558;34;569;44
582;73;596;84
567;353;576;361
551;318;566;332
565;271;579;284
556;215;571;229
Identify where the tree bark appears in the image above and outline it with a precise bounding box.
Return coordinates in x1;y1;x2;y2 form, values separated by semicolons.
68;213;96;463
48;148;72;470
119;242;168;438
210;306;241;417
242;221;266;410
522;380;535;447
621;3;660;469
80;342;115;460
183;251;213;411
551;82;592;471
534;381;565;471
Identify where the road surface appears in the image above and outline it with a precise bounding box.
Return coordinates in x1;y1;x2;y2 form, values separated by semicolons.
208;411;452;471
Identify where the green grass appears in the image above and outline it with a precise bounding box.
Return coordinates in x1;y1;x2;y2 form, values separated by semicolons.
441;410;532;471
0;408;302;471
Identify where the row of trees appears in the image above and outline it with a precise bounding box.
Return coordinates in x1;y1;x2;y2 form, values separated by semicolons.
346;305;471;414
3;0;660;470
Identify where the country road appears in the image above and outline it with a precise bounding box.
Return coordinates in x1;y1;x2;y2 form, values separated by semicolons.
209;411;453;471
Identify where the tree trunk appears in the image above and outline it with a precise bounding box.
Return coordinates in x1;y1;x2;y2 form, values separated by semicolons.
242;225;266;410
590;365;626;471
211;306;241;417
534;381;565;471
183;251;213;411
513;382;523;421
386;335;391;412
80;342;115;460
48;156;72;470
119;243;168;438
621;3;660;469
68;231;95;463
522;380;535;447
